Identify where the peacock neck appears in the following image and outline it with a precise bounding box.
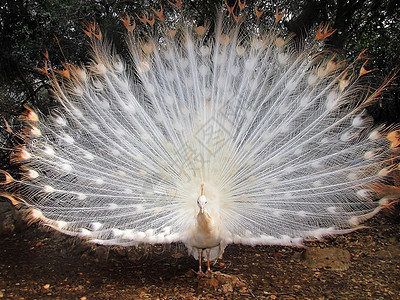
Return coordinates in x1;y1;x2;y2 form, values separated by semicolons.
197;210;215;234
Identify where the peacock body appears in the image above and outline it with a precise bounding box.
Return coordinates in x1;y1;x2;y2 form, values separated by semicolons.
1;4;398;270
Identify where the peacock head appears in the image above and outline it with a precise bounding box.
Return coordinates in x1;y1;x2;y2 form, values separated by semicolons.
197;184;207;213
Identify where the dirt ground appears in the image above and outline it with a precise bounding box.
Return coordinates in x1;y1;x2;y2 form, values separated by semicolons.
0;209;399;299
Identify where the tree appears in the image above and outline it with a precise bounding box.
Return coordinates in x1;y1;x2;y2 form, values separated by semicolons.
0;0;398;147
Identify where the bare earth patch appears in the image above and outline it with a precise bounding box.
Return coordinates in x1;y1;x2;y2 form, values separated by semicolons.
0;207;399;299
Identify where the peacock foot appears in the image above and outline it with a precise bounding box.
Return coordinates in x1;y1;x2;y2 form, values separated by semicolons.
205;269;214;277
191;269;205;277
191;269;215;278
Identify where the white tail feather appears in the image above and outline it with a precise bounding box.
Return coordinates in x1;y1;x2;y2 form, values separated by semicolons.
2;11;398;262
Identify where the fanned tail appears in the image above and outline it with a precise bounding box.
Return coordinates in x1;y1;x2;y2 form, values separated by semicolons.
1;9;398;257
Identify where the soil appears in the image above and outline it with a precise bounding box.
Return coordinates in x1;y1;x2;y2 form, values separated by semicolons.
0;208;399;299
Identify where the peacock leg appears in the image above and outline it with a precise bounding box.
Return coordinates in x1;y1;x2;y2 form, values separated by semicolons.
206;249;212;274
197;249;205;277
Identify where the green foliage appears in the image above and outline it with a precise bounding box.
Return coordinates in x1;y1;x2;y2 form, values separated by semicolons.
0;0;398;117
